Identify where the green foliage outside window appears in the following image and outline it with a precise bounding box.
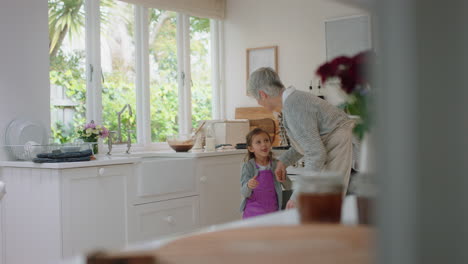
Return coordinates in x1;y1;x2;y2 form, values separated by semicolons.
50;50;86;143
49;0;212;144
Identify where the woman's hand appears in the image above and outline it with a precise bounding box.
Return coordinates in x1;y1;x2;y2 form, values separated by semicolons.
247;175;259;189
285;199;296;209
275;160;287;182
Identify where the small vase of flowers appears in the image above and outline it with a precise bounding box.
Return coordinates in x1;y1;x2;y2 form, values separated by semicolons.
77;120;109;154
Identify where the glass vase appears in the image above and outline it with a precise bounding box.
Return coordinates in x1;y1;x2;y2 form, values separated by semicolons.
82;138;98;155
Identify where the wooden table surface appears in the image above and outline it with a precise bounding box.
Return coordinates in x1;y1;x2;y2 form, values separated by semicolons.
149;224;375;264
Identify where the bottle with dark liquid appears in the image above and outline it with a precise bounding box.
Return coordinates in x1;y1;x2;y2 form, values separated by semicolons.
295;172;343;224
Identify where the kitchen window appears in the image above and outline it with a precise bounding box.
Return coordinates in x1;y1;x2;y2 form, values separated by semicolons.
49;0;222;148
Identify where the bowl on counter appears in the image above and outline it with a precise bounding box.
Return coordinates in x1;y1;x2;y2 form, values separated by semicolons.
166;134;195;152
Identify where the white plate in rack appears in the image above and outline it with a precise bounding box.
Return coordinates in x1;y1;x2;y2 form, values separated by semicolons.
4;118;47;160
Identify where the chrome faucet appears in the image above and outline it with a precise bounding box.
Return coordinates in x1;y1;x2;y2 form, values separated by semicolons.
107;131;117;155
117;104;132;143
126;129;134;154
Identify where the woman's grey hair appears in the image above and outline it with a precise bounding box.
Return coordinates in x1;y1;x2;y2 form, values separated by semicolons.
247;67;285;99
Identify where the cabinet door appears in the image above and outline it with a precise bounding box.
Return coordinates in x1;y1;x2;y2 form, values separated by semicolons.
1;168;62;264
127;196;199;244
61;164;131;257
197;154;244;227
129;158;197;205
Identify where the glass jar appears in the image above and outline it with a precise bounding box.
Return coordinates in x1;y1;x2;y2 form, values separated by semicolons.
295;171;344;224
350;173;376;225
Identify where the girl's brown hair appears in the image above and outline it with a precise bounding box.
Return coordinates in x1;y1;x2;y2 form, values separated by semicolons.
244;128;273;162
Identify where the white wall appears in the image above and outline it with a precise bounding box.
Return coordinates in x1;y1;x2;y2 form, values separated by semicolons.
223;0;367;118
0;0;50;160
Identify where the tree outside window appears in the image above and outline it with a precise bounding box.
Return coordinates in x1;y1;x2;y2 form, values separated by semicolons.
48;0;213;144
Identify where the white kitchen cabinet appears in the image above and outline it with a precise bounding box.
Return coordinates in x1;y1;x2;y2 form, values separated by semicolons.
0;163;133;264
61;165;130;256
126;153;244;243
126;158;199;244
0;151;245;263
2;167;62;264
127;196;199;243
196;154;244;227
128;158;197;205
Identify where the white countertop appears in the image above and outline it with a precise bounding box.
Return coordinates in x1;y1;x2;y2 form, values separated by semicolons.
0;149;246;169
111;148;246;158
0;156;141;169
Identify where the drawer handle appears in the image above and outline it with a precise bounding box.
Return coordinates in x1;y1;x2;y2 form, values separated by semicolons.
98;168;105;176
165;216;174;224
200;176;207;183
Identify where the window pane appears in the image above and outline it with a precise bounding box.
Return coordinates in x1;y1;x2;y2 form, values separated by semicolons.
49;0;86;143
190;17;212;127
148;9;179;142
100;0;136;143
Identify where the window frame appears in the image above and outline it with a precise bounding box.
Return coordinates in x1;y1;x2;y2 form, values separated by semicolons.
82;1;223;151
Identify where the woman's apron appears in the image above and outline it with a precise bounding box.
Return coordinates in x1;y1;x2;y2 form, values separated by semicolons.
243;163;278;219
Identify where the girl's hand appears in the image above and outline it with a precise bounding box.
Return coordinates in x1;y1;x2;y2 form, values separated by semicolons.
285;199;296;209
248;175;259;189
275;161;287;182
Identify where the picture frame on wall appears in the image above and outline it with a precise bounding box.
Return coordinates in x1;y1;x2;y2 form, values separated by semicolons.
246;46;278;83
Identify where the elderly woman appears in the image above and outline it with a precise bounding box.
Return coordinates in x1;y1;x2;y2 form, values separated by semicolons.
247;67;356;209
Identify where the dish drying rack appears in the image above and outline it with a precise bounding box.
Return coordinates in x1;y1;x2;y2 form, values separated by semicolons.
3;143;94;161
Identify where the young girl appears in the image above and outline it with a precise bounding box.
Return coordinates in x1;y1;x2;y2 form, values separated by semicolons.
240;128;291;219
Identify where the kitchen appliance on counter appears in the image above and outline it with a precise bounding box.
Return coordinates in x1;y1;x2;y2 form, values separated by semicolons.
201;119;250;146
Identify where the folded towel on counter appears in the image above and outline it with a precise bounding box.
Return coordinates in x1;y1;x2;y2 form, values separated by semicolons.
36;149;93;159
33;156;92;163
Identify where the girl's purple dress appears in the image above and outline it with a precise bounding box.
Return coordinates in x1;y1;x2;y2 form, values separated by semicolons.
243;163;278;219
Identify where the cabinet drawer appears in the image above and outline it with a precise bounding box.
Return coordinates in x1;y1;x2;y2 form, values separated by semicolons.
61;164;131;179
130;158;196;205
127;196;199;244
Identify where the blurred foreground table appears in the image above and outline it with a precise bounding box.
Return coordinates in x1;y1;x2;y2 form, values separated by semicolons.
151;224;374;264
69;210;368;264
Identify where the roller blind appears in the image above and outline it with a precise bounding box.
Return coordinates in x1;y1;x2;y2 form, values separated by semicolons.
120;0;225;20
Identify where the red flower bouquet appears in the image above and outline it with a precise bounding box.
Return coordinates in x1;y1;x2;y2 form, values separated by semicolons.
316;50;375;139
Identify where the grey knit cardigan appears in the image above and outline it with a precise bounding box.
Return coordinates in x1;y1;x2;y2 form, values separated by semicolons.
277;88;350;172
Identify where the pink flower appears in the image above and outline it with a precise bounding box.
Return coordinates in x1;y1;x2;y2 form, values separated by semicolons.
85;122;96;129
78;120;109;140
100;126;109;138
